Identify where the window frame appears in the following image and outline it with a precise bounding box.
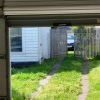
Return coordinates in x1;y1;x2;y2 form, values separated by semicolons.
10;28;25;55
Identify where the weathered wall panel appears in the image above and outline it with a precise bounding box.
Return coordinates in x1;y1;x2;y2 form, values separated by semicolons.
50;28;67;58
0;8;3;15
0;19;6;54
0;18;7;98
40;27;51;59
0;59;6;96
0;0;3;7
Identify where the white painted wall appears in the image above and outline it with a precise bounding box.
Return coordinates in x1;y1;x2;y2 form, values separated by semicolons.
10;27;51;63
40;27;51;59
10;27;39;62
38;27;43;64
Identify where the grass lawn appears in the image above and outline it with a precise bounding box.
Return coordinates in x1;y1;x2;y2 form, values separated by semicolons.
86;57;100;100
33;51;83;100
11;58;59;100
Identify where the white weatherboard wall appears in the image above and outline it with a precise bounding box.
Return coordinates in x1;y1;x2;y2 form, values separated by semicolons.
11;27;39;62
40;27;51;59
10;27;51;64
38;27;43;64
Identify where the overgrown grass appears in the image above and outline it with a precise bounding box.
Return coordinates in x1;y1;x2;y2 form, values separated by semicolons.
86;57;100;100
11;58;59;100
33;51;83;100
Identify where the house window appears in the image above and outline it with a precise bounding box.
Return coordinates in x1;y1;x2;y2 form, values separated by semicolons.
10;28;22;52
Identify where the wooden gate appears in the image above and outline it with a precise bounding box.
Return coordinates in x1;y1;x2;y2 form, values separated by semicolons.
50;28;67;58
74;28;97;59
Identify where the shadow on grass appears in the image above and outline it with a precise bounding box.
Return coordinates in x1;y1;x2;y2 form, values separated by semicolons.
87;56;100;73
86;56;100;100
11;58;59;100
11;51;83;100
12;52;82;76
12;89;26;100
55;51;83;74
11;58;59;75
68;48;74;51
33;51;83;100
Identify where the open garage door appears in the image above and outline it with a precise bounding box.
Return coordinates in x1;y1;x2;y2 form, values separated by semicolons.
3;0;100;15
6;14;100;27
1;0;100;100
3;0;100;27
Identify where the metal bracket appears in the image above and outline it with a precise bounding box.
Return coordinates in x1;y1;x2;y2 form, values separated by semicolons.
0;97;7;100
0;55;5;59
0;15;4;18
53;23;72;26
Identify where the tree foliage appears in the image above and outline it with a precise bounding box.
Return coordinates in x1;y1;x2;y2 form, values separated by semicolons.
71;26;95;33
71;26;87;33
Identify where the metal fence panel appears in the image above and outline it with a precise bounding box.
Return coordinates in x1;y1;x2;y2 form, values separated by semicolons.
74;28;97;59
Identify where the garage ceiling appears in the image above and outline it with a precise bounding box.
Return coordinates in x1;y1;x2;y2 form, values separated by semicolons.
2;0;100;26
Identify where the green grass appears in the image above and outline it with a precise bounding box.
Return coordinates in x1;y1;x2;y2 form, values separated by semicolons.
11;58;59;100
33;51;83;100
86;57;100;100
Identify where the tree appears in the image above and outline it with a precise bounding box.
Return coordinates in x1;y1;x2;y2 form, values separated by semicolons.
71;26;86;33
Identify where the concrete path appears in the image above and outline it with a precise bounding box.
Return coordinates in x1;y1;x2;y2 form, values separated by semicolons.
30;57;64;99
78;60;89;100
39;57;64;86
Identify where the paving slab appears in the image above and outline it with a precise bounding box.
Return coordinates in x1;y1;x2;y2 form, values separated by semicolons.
78;60;89;100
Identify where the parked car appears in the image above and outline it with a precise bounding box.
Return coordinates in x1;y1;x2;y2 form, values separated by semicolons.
67;34;74;49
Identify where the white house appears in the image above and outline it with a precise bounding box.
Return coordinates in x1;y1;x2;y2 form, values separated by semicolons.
10;27;51;67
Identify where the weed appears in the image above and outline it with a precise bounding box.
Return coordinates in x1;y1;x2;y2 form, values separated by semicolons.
33;51;83;100
86;57;100;100
11;58;59;100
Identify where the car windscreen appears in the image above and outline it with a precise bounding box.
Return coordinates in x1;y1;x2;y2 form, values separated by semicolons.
67;35;74;40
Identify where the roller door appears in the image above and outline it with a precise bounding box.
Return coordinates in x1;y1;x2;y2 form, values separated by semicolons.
6;14;99;27
0;18;6;99
3;0;100;15
0;0;100;100
3;0;100;26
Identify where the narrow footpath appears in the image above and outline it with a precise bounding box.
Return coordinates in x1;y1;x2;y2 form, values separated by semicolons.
78;60;89;100
30;57;64;99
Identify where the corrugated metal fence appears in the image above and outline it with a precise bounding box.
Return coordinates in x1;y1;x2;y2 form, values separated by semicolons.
74;28;97;59
50;28;67;58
